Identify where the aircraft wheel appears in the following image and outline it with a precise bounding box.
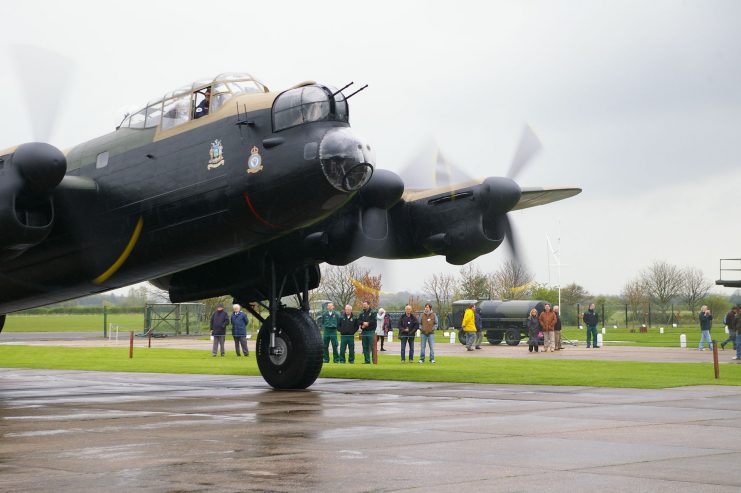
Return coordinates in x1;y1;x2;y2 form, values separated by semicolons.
486;331;503;345
0;314;5;333
458;329;466;345
504;328;521;346
256;308;323;390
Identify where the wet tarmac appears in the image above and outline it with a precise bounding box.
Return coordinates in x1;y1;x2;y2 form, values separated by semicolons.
2;369;741;492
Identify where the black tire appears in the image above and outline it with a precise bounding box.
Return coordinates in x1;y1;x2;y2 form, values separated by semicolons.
458;329;466;345
504;328;521;346
0;314;5;333
256;308;323;390
486;330;503;345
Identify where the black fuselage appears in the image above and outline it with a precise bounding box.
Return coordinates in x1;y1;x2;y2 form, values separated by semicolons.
0;105;354;313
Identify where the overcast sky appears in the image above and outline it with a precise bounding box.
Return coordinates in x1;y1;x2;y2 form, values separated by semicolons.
1;0;739;297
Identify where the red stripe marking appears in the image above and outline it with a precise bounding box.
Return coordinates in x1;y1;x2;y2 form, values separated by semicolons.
243;193;282;229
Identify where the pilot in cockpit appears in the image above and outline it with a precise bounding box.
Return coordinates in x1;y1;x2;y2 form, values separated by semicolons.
194;87;211;119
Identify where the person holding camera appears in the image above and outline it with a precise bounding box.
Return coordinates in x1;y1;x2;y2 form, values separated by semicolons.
698;305;713;351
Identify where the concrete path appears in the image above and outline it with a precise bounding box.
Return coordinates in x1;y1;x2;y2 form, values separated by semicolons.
1;368;740;492
2;332;738;364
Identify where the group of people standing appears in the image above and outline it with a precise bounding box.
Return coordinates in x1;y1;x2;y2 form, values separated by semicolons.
525;303;564;352
209;303;250;357
321;302;439;364
320;301;379;364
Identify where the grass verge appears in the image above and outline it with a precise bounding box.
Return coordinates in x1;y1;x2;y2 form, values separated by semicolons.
1;345;740;389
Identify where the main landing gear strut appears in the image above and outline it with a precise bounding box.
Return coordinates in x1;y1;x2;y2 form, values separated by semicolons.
243;261;322;390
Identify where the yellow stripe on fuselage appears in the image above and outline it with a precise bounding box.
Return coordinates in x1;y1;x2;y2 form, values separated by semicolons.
93;217;144;285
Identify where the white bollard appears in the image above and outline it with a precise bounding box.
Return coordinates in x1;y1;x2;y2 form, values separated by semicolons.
387;332;393;343
672;323;677;328
450;331;456;344
602;327;606;334
416;329;421;337
725;326;729;334
443;331;449;337
659;327;664;334
597;333;604;347
579;325;583;330
613;325;617;329
680;334;686;348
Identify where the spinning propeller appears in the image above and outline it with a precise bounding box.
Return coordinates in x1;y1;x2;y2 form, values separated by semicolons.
397;125;543;265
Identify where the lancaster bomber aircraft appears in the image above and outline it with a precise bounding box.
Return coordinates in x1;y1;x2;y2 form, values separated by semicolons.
0;68;580;389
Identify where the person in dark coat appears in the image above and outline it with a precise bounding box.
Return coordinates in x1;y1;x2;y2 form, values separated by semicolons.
194;87;211;119
721;306;738;350
337;304;357;363
527;308;540;353
230;304;249;356
474;307;484;349
554;305;563;350
398;305;419;363
733;307;741;361
356;301;377;364
210;303;228;357
583;303;599;349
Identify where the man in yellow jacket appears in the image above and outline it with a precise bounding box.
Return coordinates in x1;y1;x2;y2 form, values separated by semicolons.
462;302;478;351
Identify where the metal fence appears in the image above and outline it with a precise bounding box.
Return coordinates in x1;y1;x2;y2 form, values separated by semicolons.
559;303;711;328
145;303;206;336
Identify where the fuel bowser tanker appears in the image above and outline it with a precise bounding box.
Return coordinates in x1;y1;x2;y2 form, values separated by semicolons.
449;299;548;346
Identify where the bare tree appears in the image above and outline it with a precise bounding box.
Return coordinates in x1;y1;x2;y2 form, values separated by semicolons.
456;264;489;299
621;278;649;325
423;272;455;322
489;259;533;300
681;267;713;316
319;263;369;309
144;282;171;303
640;261;684;322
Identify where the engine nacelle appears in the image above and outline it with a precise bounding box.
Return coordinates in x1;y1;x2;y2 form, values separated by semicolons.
0;143;66;260
423;213;506;265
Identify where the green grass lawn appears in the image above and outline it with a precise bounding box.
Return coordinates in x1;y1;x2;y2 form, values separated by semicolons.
559;325;729;347
1;345;739;389
2;314;145;332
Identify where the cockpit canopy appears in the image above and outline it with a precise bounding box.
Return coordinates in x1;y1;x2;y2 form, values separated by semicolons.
272;84;349;132
118;73;268;131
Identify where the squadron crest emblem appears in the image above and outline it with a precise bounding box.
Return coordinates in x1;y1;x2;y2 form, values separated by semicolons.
247;146;263;174
207;139;225;170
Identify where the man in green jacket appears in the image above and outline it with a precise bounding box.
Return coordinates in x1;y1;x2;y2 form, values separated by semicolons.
356;301;377;364
322;302;340;363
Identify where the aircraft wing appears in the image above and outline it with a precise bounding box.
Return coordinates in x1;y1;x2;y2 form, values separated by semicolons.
511;186;581;211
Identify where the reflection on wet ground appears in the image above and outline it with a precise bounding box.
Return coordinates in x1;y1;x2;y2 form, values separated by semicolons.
2;369;741;492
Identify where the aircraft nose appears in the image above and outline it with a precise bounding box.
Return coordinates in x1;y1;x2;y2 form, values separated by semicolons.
319;128;374;192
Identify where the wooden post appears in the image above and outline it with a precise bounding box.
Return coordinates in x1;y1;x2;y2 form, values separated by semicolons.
712;340;719;379
129;331;134;359
372;335;378;365
148;329;152;348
